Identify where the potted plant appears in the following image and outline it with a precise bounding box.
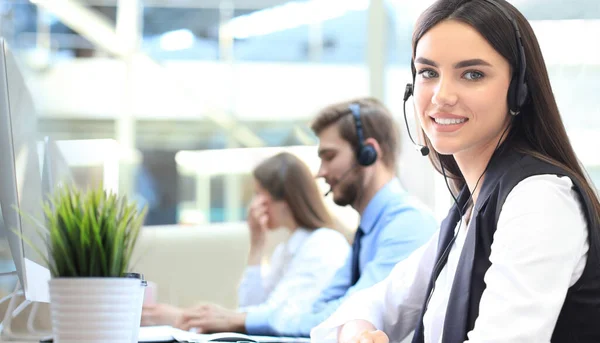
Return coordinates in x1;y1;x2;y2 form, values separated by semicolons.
22;185;148;343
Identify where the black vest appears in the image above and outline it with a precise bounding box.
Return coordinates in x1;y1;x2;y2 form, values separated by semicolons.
412;148;600;343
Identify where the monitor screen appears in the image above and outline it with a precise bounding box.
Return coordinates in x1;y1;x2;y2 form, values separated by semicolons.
0;39;50;302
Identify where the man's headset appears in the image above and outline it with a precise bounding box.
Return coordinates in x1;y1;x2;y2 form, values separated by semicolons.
402;0;529;157
323;103;377;197
349;103;377;167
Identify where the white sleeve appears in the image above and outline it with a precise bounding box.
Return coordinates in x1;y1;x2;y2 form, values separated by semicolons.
237;266;266;308
310;228;440;343
466;175;589;343
237;244;285;308
241;230;350;317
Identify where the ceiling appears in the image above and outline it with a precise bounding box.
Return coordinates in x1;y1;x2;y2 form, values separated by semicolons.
6;0;600;49
2;0;598;65
3;0;598;150
76;0;293;9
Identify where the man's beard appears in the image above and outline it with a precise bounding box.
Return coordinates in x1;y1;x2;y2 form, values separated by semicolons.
332;170;363;207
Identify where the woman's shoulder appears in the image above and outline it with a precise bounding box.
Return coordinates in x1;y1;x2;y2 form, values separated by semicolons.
291;228;350;263
503;174;584;220
509;174;576;199
303;227;350;247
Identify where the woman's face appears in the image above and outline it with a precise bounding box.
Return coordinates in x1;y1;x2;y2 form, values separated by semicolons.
253;181;288;230
413;20;513;158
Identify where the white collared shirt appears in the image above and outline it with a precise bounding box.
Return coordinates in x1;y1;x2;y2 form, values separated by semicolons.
310;175;589;343
238;228;350;315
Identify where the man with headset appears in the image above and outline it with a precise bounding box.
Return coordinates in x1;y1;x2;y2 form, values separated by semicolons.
240;97;438;337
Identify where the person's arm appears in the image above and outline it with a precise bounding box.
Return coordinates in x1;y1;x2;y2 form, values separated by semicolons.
310;252;353;310
244;229;350;335
466;175;588;342
310;228;440;343
352;208;438;293
238;245;284;308
314;208;438;313
238;195;274;307
264;208;437;337
237;267;265;307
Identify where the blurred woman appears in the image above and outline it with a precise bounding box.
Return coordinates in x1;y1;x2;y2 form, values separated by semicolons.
142;152;350;332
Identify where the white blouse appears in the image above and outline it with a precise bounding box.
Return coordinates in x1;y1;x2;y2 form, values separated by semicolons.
311;175;589;343
238;228;350;316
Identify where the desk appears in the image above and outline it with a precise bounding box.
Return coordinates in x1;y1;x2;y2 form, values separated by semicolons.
0;328;314;343
0;340;312;343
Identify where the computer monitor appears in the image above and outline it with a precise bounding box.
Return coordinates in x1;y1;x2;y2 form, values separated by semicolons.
0;38;50;303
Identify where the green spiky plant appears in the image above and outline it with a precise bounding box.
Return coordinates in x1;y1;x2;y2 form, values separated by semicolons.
21;185;147;278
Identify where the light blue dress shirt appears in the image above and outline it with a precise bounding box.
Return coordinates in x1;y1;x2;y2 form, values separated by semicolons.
245;178;438;337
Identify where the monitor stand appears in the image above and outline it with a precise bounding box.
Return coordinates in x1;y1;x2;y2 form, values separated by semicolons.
0;271;52;341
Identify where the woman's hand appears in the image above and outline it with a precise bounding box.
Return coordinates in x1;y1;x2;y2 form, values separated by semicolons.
141;303;183;327
338;319;389;343
247;195;269;265
343;330;389;343
175;303;246;334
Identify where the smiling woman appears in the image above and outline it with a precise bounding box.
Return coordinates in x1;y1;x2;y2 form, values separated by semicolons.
413;20;513;161
310;0;600;342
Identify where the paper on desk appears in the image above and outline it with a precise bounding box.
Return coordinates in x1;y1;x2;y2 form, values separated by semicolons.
24;258;51;303
175;332;311;343
138;326;214;342
138;326;177;342
138;326;311;343
251;335;311;343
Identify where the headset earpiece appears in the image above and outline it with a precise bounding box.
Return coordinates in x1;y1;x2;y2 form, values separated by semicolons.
484;0;529;115
349;103;378;167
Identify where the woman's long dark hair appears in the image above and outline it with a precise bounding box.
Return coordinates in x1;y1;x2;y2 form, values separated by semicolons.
413;0;600;237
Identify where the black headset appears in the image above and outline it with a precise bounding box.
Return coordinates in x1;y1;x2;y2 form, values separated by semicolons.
403;0;529;153
417;0;529;315
483;0;528;115
349;103;378;167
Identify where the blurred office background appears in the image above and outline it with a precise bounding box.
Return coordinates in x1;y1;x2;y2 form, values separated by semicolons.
0;0;599;228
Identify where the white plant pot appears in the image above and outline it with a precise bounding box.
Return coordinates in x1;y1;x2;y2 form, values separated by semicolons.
49;277;146;343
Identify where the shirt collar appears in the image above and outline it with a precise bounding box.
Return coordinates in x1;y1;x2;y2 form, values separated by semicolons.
359;178;405;235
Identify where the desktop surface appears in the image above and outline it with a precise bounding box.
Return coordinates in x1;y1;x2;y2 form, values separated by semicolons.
141;326;311;343
0;326;311;343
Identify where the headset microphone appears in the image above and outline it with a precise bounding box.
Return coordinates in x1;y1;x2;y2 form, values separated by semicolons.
324;164;359;197
403;83;430;157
